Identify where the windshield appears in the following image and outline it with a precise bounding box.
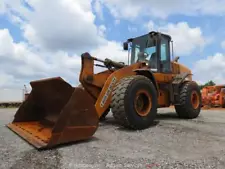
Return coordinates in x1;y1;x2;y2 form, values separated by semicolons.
130;34;157;69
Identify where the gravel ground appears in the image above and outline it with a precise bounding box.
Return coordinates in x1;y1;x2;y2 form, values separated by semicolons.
1;108;225;169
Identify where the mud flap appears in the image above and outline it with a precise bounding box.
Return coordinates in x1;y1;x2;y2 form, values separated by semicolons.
6;77;99;149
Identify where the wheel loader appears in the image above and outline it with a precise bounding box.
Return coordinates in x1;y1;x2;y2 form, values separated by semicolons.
7;31;202;149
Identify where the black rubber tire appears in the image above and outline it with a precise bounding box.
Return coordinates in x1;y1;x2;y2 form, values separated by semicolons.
175;81;202;119
110;75;157;130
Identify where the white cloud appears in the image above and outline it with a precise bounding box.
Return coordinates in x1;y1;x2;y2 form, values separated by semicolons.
145;20;155;31
2;0;106;53
94;0;104;20
0;28;85;88
98;25;107;37
0;1;129;101
193;53;225;84
0;0;30;21
0;29;49;75
0;28;127;97
99;0;225;20
160;22;207;56
91;41;127;63
0;1;5;13
0;72;15;89
145;21;208;56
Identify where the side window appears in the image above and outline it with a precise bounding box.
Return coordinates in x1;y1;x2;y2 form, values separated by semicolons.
145;46;156;58
131;44;140;64
160;36;171;72
161;44;167;61
135;45;140;62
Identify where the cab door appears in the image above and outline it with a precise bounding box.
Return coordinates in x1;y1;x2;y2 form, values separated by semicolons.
159;35;171;73
155;35;173;107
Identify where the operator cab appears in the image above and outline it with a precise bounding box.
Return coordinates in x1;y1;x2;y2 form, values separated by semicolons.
123;31;172;73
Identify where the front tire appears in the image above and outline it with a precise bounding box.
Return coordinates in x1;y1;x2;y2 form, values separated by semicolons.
111;75;157;130
175;81;201;119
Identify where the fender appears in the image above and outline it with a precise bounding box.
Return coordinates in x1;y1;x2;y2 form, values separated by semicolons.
134;69;159;95
172;72;193;86
172;72;193;104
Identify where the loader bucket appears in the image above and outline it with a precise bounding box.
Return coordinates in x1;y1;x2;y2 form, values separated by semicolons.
6;77;99;149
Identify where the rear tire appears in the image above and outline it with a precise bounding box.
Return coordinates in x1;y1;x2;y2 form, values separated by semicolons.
175;81;201;119
111;75;157;130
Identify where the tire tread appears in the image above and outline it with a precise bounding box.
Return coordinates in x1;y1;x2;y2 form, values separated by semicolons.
175;81;201;118
111;75;154;128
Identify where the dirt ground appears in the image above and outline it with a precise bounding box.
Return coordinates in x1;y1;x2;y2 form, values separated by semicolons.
1;108;225;169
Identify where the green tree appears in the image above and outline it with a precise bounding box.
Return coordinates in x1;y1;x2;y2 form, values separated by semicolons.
199;80;216;90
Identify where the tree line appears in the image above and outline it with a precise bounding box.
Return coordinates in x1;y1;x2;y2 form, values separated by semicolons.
199;80;216;90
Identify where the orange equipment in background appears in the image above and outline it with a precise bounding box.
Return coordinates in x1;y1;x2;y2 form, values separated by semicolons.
201;85;225;108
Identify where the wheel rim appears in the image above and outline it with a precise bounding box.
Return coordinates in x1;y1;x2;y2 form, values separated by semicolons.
134;90;152;116
191;91;200;109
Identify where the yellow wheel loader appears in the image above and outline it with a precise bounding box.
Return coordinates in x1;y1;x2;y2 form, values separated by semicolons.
7;31;202;149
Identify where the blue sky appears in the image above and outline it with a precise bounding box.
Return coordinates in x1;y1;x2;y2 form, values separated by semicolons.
0;0;225;101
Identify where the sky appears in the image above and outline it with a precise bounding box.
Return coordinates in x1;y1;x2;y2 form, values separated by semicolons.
0;0;225;101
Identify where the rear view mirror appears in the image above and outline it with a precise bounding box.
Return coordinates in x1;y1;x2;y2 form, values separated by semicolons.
123;42;128;50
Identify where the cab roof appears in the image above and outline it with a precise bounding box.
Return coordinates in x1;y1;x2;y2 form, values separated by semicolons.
127;31;172;42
